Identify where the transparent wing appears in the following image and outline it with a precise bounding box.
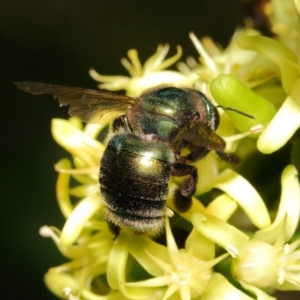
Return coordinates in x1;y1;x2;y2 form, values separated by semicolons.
173;122;226;151
15;82;135;123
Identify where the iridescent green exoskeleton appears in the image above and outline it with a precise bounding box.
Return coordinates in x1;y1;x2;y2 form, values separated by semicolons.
100;134;172;235
15;82;238;235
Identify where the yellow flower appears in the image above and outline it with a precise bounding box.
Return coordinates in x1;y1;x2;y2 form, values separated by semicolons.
108;217;229;300
89;44;192;97
193;165;300;298
35;1;300;299
232;165;300;291
43;113;271;299
194;0;300;154
179;0;300;156
40;118;117;299
180;30;273;94
176;30;280;171
236;30;300;154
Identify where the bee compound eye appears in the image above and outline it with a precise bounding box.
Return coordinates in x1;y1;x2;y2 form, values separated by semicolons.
209;106;220;130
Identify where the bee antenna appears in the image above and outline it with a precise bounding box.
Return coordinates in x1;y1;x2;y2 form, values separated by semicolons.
216;106;256;119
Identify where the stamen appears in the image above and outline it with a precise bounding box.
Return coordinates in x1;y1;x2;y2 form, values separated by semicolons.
226;245;238;258
62;287;80;300
189;32;218;74
39;226;60;244
250;124;264;133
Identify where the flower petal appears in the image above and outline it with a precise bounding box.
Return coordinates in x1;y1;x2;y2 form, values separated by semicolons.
200;273;254;300
205;194;238;221
254;165;300;243
237;32;300;93
55;159;74;218
185;229;215;261
51;118;103;166
291;77;300;102
210;74;277;135
126;71;192;97
240;280;277;300
203;169;271;228
192;213;250;256
257;96;300;153
165;217;180;266
125;275;172;287
44;272;79;299
60;194;102;247
126;234;169;276
107;232;158;299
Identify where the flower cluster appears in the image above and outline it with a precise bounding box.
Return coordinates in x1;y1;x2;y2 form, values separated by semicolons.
40;0;300;299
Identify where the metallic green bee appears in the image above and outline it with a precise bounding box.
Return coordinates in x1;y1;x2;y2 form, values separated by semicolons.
15;83;241;235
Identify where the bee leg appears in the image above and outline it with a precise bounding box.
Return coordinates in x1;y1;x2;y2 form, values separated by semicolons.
216;150;239;163
180;147;240;164
178;147;210;164
171;163;198;212
112;115;132;133
107;221;121;238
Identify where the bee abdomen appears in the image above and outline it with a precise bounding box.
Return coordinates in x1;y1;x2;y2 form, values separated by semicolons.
100;133;171;233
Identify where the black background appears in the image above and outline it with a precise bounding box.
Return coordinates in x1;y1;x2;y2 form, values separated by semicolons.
1;1;296;299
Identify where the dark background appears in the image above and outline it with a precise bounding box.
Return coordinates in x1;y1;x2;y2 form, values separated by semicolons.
1;1;295;299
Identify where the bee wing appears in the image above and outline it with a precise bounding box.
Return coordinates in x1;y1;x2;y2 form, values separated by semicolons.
15;82;135;123
174;122;226;151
